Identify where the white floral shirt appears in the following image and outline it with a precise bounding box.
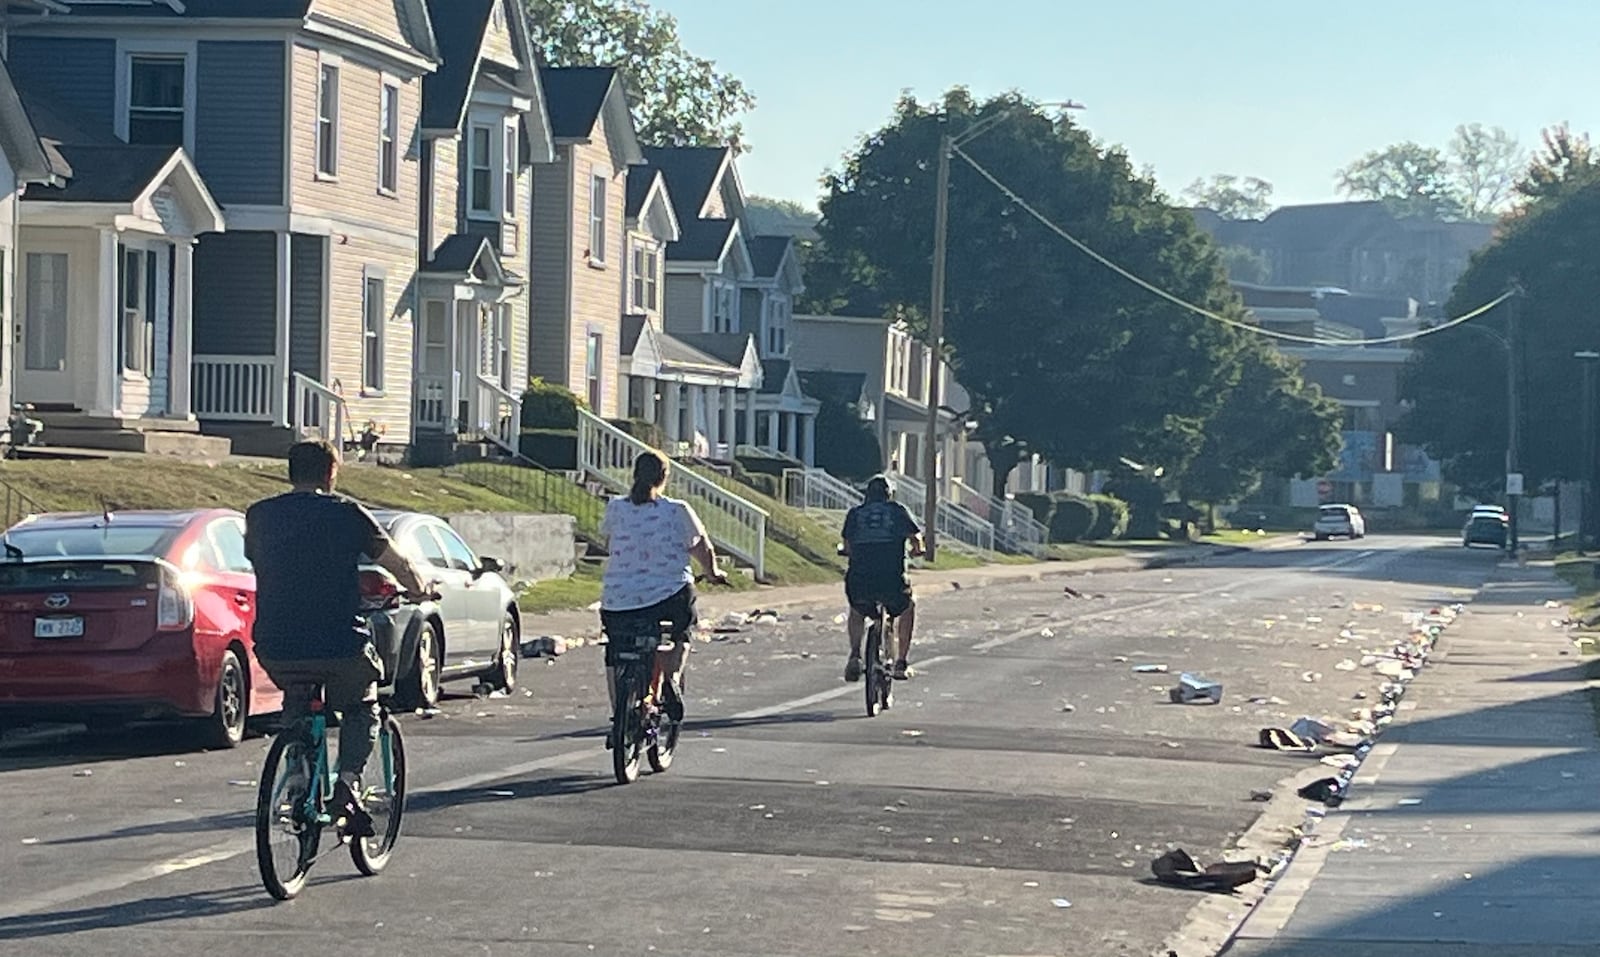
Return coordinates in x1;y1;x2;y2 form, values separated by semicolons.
600;495;707;611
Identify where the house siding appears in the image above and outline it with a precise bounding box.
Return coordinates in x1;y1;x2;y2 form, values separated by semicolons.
431;136;459;252
482;1;519;70
8;37;115;131
289;233;325;378
290;43;421;235
662;273;705;337
564;135;624;417
325;235;415;438
528;149;571;387
192;231;278;356
790;317;889;398
0;157;14;416
308;0;412;52
196;40;286;206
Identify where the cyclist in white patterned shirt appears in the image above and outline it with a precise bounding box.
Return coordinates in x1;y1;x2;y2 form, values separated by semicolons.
598;451;727;737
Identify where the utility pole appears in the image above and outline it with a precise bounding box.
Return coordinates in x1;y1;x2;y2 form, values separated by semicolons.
922;132;952;562
1506;283;1523;556
1578;351;1600;553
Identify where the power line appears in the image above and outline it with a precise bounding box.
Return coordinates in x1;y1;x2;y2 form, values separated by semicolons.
949;143;1513;348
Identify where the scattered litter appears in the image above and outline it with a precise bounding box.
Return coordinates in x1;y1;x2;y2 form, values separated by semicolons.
1063;585;1084;598
1290;717;1334;742
1051;898;1072;909
1024;880;1040;888
1249;790;1273;802
173;760;187;768
1353;690;1369;700
1304;616;1323;624
1397;798;1423;806
1132;663;1169;673
1301;671;1322;683
1059;702;1076;713
1150;848;1258;892
228;779;255;787
73;769;92;777
901;729;924;738
1546;600;1563;609
832;613;847;625
1040;628;1056;638
20;837;39;845
1334;659;1358;672
525;636;568;658
1169;672;1223;704
1298;777;1344;807
1259;727;1314;752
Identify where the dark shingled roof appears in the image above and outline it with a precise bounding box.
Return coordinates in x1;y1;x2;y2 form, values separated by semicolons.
673;332;752;368
541;66;614;140
666;218;735;263
421;0;493;131
44;0;439;59
758;358;791;395
747;235;791;278
626;167;662;219
621;315;648;355
24;144;177;203
797;370;867;406
426;234;490;273
641;146;727;222
657;334;739;372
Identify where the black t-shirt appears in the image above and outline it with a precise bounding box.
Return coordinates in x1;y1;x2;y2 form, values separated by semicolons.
842;500;920;579
244;490;390;660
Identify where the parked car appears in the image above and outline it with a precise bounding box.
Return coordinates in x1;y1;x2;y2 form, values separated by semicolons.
1313;504;1366;541
1463;509;1509;547
366;511;520;710
0;509;279;747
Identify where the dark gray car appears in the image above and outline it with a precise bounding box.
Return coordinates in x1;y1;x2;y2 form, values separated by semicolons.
364;511;521;710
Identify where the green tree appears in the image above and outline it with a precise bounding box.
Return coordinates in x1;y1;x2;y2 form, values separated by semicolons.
812;398;882;480
1180;341;1343;506
524;0;755;149
1397;176;1600;496
746;195;820;238
811;90;1254;491
1515;123;1600;206
1336;142;1465;219
1449;123;1524;220
1181;174;1275;219
1219;244;1271;284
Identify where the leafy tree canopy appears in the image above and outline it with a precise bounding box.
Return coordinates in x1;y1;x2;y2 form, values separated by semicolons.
524;0;755;149
809;89;1259;487
1334;125;1525;221
1182;174;1274;220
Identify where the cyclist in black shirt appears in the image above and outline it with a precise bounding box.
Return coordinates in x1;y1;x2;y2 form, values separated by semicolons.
840;475;924;682
244;440;431;837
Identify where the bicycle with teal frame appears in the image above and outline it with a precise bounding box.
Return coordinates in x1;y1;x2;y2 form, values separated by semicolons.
254;686;407;900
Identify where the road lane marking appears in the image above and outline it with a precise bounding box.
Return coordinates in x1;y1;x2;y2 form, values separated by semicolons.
730;656;956;720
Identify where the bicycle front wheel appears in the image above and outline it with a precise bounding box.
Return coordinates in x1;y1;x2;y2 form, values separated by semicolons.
256;732;320;900
351;714;407;876
864;622;883;718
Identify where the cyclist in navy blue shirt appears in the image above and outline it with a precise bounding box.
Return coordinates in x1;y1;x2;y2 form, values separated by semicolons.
840;475;924;681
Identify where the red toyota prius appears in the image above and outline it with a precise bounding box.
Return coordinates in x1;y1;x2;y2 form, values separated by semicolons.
0;509;281;747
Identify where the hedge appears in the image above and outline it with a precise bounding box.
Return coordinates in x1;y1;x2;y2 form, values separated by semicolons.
1047;494;1096;543
1086;494;1130;540
1014;492;1054;527
518;429;577;470
1104;476;1165;539
611;417;667;450
520;379;585;430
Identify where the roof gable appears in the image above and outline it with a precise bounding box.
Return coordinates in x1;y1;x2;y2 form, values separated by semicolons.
0;58;51;184
24;144;226;235
625;167;680;241
641;146;741;222
540;65;641;166
306;0;440;64
420;0;493;132
423;233;518;284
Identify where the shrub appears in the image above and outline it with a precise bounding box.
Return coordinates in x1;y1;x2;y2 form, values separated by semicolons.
1086;494;1130;540
814;398;882;480
519;429;577;470
611;417;667;450
1014;492;1054;526
1104;476;1166;539
520;379;585;430
1047;493;1096;543
735;448;797;478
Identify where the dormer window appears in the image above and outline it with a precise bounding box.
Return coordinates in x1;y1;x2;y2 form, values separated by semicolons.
128;57;184;146
467;117;519;220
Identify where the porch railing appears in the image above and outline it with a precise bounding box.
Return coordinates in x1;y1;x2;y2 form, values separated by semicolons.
192;355;277;422
0;479;45;531
291;373;347;448
414;374;450;431
954;478;1047;556
471;376;521;456
783;467;863;514
890;471;995;554
577;407;767;578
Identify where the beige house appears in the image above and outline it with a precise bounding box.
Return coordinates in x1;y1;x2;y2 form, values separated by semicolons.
10;0;443;455
413;0;552;459
529;65;640;420
0;45;55;424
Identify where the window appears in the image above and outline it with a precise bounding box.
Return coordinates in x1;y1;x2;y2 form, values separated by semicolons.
317;63;340;177
435;526;479;572
477;303;500;380
379;83;399;194
208;519;252;574
23;253;67;371
128;56;185;146
119;247;152;374
420;300;448;376
629;243;658;312
468;125;493;214
712;285;734;332
586;332;603;409
499;304;512;388
406;527;450;568
502;120;518;219
362;274;385;392
588;173;607;264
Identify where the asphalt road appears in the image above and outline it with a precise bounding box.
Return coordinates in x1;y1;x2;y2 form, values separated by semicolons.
0;535;1505;957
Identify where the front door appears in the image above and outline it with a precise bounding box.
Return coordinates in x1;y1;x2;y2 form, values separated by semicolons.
16;251;75;407
415;299;450;430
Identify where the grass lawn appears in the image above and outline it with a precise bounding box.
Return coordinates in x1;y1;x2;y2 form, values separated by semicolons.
0;458;525;521
1203;528;1281;546
1553;553;1600;619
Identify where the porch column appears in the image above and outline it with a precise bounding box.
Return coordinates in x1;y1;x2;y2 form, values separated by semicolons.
643;379;658;424
766;410;780;452
803;414;817;467
664;382;682;442
274;232;292;427
706;385;722;448
783;412;798;458
722;388;738;452
171;240;195;419
744;390;757;447
93;228;118;416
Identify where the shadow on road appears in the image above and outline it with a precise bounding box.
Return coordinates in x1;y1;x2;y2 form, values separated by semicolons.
0;886;271;941
0;721;262;773
521;709;840;746
40;809;252;847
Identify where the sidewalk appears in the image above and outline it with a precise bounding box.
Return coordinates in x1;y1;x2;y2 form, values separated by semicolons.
520;536;1302;641
1222;560;1600;957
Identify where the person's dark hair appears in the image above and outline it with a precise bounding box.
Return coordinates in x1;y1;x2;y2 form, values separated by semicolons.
865;474;892;502
629;450;670;505
287;439;339;488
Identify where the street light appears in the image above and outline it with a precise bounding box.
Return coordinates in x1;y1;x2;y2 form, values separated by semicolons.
922;98;1086;560
1577;350;1600;552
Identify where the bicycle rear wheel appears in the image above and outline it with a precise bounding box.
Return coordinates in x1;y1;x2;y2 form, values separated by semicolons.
351;714;406;875
864;622;883;717
648;686;679;774
255;732;320;900
612;671;644;785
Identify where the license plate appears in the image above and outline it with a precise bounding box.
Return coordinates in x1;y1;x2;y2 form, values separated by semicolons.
35;616;85;639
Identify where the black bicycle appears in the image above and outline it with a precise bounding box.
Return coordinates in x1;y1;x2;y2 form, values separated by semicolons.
606;611;683;785
862;601;895;717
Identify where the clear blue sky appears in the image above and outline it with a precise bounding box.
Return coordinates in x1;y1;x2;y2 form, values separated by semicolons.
658;0;1600;211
